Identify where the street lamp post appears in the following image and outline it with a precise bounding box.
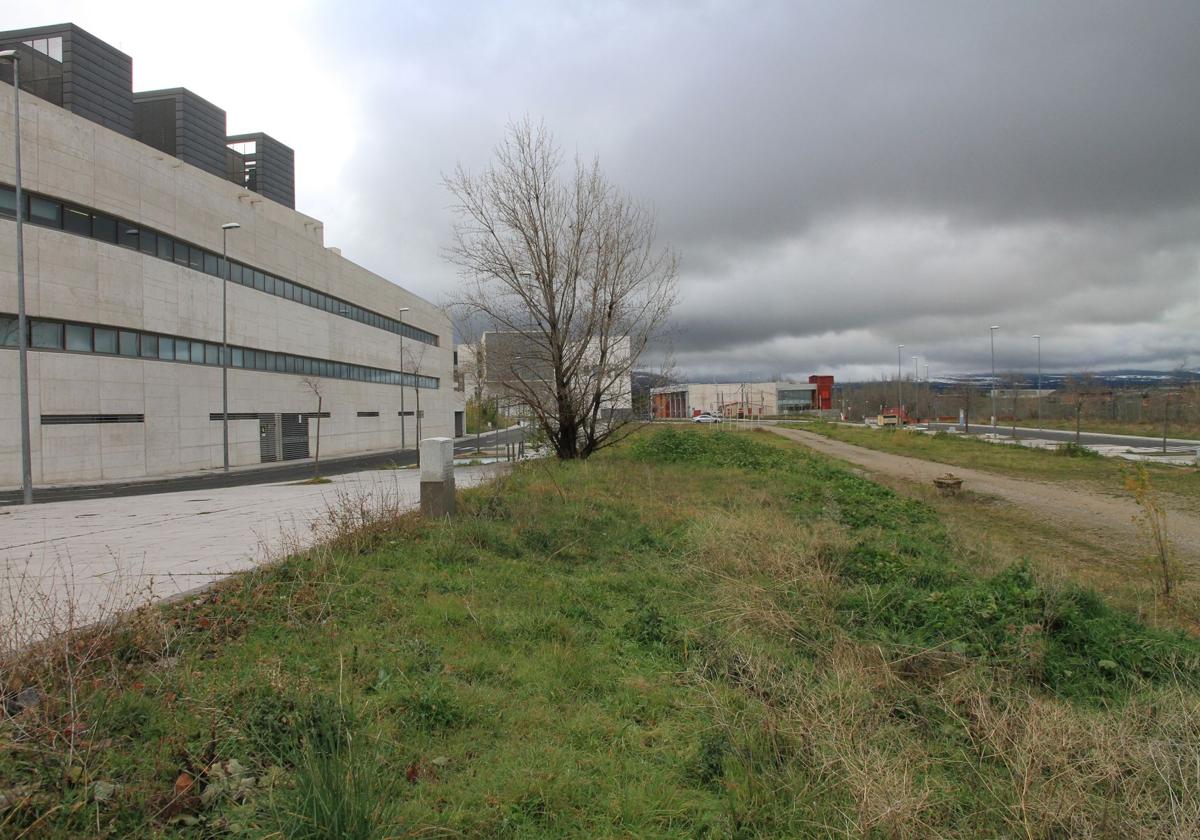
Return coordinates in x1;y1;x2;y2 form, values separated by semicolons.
896;344;904;425
1032;335;1042;431
220;222;240;472
398;307;410;449
2;50;32;504
912;355;919;421
989;325;1000;436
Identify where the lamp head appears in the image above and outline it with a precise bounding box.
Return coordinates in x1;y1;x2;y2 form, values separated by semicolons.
0;50;18;62
221;222;241;230
990;325;1000;330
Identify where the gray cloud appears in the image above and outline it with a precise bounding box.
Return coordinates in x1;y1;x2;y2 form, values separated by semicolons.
299;0;1200;379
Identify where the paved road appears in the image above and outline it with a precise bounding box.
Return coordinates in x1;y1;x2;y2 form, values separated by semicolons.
0;426;525;507
923;422;1199;450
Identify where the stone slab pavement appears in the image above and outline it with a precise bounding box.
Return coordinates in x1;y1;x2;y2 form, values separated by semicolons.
0;464;505;647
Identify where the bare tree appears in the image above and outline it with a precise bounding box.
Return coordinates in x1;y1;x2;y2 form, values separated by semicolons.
301;377;324;478
1063;373;1098;445
444;119;678;459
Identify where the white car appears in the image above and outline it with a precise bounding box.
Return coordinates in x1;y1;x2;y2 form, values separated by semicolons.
691;413;722;424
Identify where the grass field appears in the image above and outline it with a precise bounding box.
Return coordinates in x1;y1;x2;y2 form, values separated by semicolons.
3;429;1199;838
790;421;1199;508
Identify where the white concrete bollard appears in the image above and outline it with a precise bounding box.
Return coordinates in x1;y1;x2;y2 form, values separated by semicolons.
419;437;456;518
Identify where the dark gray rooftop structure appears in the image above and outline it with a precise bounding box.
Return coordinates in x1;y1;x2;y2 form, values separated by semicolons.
0;22;295;208
227;132;296;210
133;88;228;180
0;23;134;137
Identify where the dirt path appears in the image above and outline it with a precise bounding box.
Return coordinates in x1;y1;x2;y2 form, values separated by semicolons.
769;426;1200;562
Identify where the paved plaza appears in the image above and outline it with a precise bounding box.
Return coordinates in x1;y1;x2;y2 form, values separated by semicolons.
1;464;503;647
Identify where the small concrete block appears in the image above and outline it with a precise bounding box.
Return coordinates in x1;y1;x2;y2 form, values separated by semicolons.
419;436;456;518
420;480;456;518
420;437;454;483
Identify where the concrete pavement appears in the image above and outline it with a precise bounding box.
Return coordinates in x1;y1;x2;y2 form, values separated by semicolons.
1;462;505;648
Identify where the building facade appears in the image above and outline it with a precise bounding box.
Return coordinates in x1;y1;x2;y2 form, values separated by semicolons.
651;376;834;419
1;26;462;487
457;331;633;418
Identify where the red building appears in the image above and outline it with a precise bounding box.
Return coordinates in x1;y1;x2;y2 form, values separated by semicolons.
808;375;834;410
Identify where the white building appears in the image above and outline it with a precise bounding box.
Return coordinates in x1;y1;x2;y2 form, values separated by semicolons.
0;38;463;488
458;331;632;418
651;380;832;418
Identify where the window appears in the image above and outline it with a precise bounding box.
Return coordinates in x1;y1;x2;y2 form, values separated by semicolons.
93;328;117;354
0;185;15;217
140;334;158;358
157;235;174;261
188;247;203;271
301;288;312;306
205;343;219;365
158;337;174;360
190;341;204;364
29;196;62;228
139;229;157;255
118;221;139;249
174;240;190;265
65;323;92;352
93;213;118;243
31;320;63;349
63;206;91;236
231;348;243;367
253;271;266;291
0;315;17;346
175;339;190;362
203;252;219;276
229;263;243;284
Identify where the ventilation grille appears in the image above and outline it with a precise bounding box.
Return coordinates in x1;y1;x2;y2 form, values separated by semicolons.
42;414;145;425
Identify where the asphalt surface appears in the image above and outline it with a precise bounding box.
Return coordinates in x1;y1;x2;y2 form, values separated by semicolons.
0;426;525;506
923;421;1199;450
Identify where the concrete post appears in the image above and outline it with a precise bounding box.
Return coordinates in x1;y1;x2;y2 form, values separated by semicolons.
419;437;456;518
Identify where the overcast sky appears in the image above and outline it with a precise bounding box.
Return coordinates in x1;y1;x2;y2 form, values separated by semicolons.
7;0;1199;380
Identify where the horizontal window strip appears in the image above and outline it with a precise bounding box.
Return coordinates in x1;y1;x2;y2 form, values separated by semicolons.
356;411;379;417
208;412;330;421
0;183;440;346
42;414;144;425
0;312;439;389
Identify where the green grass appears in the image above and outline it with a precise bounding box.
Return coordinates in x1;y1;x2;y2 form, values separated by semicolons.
3;428;1199;837
790;420;1199;507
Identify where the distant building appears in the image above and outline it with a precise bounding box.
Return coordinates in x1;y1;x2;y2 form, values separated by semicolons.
458;331;633;419
651;376;834;419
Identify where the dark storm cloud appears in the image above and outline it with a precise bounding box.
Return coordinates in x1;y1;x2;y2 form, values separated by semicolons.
303;0;1200;378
